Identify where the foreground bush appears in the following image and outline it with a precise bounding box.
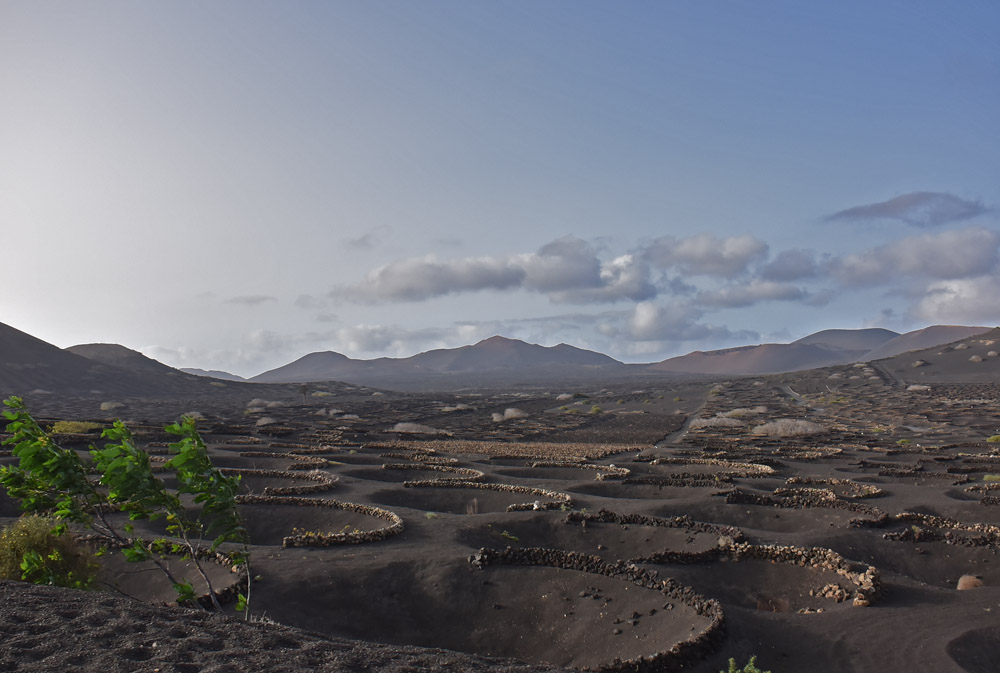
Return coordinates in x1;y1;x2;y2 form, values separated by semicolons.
0;515;99;589
722;656;770;673
0;396;250;611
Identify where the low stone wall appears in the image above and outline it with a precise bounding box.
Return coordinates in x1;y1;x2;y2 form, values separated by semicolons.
380;451;458;465
565;509;744;543
469;546;726;673
238;450;331;470
528;460;630;480
402;479;572;511
381;462;485;481
886;511;1000;549
637;540;882;608
784;477;883;499
965;482;1000;494
625;475;733;488
268;441;320;450
235;494;405;547
651;457;775;478
723;488;888;527
219;468;338;495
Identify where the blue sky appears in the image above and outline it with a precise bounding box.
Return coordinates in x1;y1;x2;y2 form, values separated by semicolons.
2;2;998;376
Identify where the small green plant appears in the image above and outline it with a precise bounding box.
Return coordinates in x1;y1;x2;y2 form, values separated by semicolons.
424;512;440;519
721;656;770;673
0;515;99;589
50;421;103;434
673;397;683;402
1;397;250;613
896;439;911;446
983;474;1000;482
589;405;603;415
209;381;227;388
616;399;624;405
500;530;519;542
987;435;1000;443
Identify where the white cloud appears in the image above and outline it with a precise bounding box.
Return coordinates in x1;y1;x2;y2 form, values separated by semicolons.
628;301;730;341
830;227;1000;286
910;275;1000;324
340;255;525;302
548;254;657;303
339;236;655;304
518;236;603;292
644;233;769;277
826;192;991;228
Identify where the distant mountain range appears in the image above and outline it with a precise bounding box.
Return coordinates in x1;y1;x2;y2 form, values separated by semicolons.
0;323;219;398
180;368;247;382
250;335;622;387
648;325;989;376
0;320;993;395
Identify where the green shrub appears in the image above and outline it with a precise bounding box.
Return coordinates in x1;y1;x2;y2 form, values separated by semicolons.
896;439;911;446
983;474;1000;482
590;405;603;414
0;515;99;589
721;656;770;673
987;435;1000;443
1;396;249;612
50;421;103;434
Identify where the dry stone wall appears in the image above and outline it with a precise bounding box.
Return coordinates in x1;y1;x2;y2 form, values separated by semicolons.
469;546;725;673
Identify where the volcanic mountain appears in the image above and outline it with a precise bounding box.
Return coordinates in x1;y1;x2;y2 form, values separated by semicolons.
251;336;625;389
792;328;899;353
873;326;1000;384
180;368;247;382
646;326;999;376
0;322;221;398
66;343;179;376
861;325;992;360
648;327;904;376
647;342;857;376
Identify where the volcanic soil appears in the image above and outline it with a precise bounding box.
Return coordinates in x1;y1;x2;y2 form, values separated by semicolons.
3;346;1000;673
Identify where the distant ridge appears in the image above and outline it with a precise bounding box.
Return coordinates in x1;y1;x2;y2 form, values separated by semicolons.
875;327;1000;384
648;326;966;376
862;325;992;361
181;368;247;382
251;336;624;388
648;342;854;376
0;322;232;398
793;328;898;352
67;343;177;376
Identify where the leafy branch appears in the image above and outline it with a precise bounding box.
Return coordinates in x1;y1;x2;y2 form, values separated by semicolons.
0;396;251;613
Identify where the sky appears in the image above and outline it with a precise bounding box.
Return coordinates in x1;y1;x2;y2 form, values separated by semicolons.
2;1;998;377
